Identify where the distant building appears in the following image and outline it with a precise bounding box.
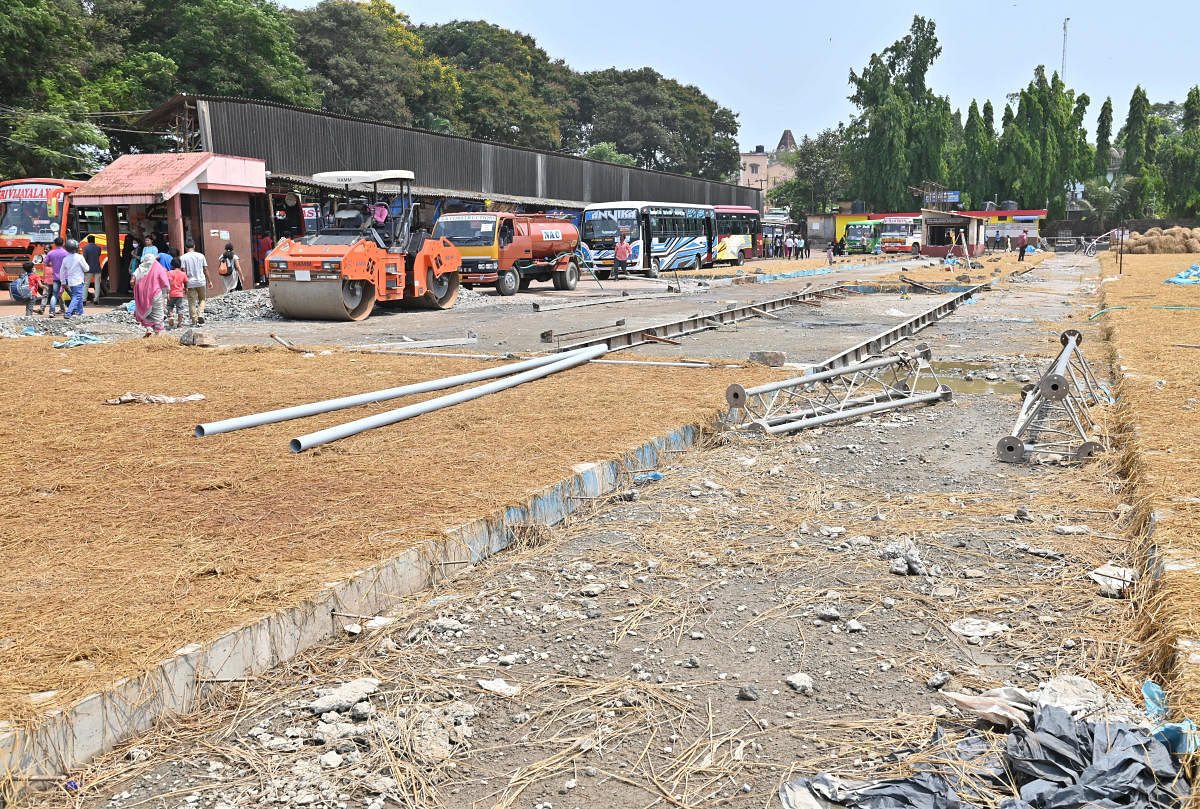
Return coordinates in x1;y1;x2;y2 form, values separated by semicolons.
739;130;798;192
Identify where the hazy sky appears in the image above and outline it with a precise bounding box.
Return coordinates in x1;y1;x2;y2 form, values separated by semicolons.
281;0;1200;151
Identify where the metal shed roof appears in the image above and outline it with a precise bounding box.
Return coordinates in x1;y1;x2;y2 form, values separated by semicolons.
71;153;265;205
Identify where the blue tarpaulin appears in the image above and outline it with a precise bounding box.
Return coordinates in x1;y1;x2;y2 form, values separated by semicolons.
1164;264;1200;285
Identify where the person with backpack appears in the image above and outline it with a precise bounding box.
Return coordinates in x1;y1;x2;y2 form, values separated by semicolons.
9;262;37;315
217;242;243;293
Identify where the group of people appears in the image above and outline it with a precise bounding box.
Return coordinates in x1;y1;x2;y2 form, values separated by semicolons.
10;235;245;336
10;236;103;319
130;238;245;336
763;234;810;259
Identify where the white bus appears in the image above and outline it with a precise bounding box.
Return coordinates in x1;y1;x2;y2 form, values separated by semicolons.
580;201;715;278
880;216;922;254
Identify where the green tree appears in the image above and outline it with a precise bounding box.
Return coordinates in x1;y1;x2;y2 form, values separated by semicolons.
418;20;574;150
582;142;637;167
846;15;952;210
769;128;851;215
362;0;462;127
292;0;418;125
573;67;740;179
1122;85;1151;173
959;101;993;208
1094;97;1114;176
1183;86;1200;132
0;0;115;176
1080;175;1128;229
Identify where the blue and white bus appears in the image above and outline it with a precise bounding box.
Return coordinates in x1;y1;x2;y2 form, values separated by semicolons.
580;201;715;278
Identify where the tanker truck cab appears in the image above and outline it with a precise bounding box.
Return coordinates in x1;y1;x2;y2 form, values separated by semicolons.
267;170;462;321
433;211;582;296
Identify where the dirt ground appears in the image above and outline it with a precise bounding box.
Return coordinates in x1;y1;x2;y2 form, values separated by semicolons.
22;255;1152;809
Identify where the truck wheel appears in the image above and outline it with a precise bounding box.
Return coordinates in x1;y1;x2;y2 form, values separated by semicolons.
495;269;519;296
518;276;532;290
594;269;611;281
911;243;921;255
691;256;703;272
733;252;745;267
553;260;580;291
646;259;661;279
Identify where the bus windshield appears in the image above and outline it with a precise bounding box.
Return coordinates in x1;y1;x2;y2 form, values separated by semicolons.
845;224;875;239
0;195;62;240
582;208;640;243
432;215;498;247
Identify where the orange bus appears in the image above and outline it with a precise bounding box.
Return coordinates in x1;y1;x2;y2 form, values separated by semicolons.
0;178;125;285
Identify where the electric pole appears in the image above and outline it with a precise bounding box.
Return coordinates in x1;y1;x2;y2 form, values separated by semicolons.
1061;18;1070;81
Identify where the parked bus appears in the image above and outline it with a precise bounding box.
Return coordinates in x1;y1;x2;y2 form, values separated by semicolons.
879;216;922;254
713;205;761;265
844;220;882;254
580;201;714;278
0;178;124;284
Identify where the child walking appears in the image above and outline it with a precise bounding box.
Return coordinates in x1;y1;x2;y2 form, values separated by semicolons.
165;256;187;330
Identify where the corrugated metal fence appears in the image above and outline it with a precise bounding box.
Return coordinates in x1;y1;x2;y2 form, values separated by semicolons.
196;98;759;209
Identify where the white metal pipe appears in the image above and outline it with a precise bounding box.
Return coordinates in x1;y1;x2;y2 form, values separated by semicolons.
591;359;713;368
196;348;592;438
290;344;609;453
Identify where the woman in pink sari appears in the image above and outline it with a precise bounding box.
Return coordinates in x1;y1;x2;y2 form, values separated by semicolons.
132;247;170;335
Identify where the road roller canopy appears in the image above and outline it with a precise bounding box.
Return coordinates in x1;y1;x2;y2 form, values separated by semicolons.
311;170;415;188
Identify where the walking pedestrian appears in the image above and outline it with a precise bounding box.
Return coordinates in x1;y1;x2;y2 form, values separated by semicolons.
1017;229;1029;262
181;239;212;325
826;244;834;265
10;262;37;316
132;247;170;335
40;237;68;316
165;256;187;330
61;239;88;319
784;236;794;259
797;235;806;259
81;235;104;304
612;234;631;281
252;230;274;286
119;234;136;294
217;242;243;293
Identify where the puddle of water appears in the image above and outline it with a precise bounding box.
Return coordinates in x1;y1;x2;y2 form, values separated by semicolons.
917;362;1025;395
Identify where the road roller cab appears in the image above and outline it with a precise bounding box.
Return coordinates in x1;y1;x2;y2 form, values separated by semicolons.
267;170;462;321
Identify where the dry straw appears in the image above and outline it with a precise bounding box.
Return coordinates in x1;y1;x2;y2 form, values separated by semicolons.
0;338;781;722
1095;251;1200;720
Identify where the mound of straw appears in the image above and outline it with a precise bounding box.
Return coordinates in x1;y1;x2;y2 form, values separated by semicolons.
1121;226;1200;255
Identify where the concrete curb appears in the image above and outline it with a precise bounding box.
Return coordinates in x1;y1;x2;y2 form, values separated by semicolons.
0;423;702;794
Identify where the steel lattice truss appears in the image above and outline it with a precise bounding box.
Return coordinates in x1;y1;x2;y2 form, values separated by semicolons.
726;345;952;436
997;329;1111;463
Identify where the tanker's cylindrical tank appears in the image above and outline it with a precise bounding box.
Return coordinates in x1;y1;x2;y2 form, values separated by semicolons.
519;217;580;259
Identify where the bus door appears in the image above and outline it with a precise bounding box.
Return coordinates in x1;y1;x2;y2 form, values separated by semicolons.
639;211;652;269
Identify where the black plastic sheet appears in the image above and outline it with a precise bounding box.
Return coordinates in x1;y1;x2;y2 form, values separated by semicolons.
780;706;1190;809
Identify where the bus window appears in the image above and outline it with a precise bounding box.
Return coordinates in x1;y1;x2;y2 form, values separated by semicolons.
582;208;639;243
